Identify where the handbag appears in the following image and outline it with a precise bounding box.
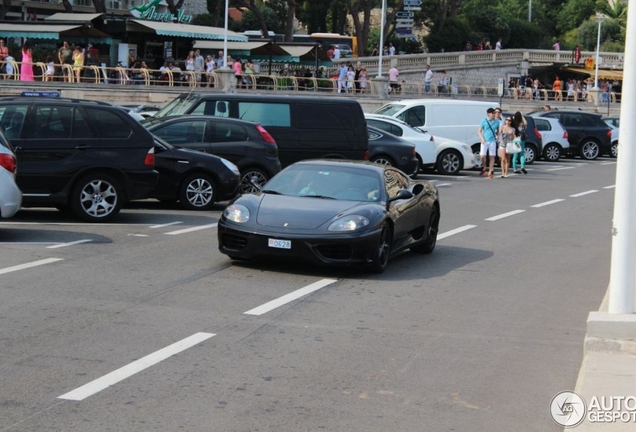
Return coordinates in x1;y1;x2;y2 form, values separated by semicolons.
506;139;522;154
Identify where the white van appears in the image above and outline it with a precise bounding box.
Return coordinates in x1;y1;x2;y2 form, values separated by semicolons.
374;99;499;147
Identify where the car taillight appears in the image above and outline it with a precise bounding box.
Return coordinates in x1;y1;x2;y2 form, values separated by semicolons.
534;128;542;140
411;147;416;156
144;147;155;167
0;154;16;173
364;150;369;160
607;129;612;137
256;125;276;144
563;131;568;139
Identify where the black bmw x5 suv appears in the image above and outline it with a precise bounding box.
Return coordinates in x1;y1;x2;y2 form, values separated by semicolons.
0;97;158;222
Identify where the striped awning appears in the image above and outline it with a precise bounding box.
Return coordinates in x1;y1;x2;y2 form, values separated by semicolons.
129;20;247;41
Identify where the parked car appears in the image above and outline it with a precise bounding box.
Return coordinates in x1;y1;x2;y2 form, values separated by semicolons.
365;113;473;175
119;104;162;119
530;110;612;160
367;125;419;178
0;97;158;222
218;160;440;273
151;137;240;209
149;93;368;168
604;117;619;158
471;114;543;169
603;116;620;129
530;116;570;162
144;115;282;194
0;131;21;218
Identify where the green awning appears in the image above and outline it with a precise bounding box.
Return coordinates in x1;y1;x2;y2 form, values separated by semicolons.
129;20;248;41
0;23;81;40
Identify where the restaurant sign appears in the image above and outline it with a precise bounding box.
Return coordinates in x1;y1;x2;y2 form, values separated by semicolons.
130;0;193;24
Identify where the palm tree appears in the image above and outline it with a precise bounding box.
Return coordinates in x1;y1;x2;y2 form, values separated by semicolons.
597;0;627;26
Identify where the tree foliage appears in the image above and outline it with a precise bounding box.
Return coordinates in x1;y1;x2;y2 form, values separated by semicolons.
577;17;622;50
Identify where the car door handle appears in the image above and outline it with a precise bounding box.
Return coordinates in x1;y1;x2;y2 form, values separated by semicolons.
75;144;89;150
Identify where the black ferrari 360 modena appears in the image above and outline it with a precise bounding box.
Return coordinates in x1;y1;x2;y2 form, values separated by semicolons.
217;160;440;273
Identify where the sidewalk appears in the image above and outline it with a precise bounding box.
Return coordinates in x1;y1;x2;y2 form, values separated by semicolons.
570;288;636;431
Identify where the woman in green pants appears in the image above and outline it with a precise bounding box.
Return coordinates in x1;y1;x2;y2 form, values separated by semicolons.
512;111;528;174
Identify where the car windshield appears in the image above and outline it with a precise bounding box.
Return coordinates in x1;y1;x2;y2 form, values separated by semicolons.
263;165;383;202
152;96;197;119
374;104;406;117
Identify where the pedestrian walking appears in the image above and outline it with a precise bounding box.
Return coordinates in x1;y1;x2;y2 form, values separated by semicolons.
512;111;528;175
424;65;433;94
388;64;400;94
477;107;501;179
499;116;515;177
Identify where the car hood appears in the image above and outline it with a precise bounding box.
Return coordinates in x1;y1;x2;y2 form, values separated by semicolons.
256;194;361;229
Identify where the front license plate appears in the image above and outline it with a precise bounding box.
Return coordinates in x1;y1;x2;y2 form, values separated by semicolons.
268;238;291;249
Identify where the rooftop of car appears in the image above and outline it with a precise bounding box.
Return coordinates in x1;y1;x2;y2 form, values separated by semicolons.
143;115;259;127
174;92;362;105
389;99;496;107
295;159;390;172
0;96;111;106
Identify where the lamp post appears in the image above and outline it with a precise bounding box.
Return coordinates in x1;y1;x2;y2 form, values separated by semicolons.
593;16;604;89
528;0;532;22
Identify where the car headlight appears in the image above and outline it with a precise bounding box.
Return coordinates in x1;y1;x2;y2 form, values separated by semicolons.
224;204;250;223
221;158;240;175
328;215;370;232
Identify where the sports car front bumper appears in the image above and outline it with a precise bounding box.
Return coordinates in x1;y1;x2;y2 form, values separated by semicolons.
218;220;383;267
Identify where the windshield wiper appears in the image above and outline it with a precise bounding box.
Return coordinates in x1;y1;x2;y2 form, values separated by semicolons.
302;195;336;200
261;189;283;195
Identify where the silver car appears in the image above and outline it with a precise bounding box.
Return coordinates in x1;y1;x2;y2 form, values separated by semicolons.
531;116;570;162
0;132;21;218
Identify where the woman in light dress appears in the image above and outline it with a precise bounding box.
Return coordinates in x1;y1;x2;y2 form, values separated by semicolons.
72;46;84;82
358;67;367;93
205;55;215;87
20;41;34;81
185;51;195;82
44;56;55;81
346;66;355;93
498;116;515;178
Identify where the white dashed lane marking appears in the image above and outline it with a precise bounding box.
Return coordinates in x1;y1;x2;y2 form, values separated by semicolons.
47;239;93;249
165;223;218;235
570;190;599;198
603;185;616;189
58;332;216;401
546;166;575;172
244;278;338;316
438;225;477;240
531;199;565;208
485;210;526;221
0;258;64;275
150;221;183;229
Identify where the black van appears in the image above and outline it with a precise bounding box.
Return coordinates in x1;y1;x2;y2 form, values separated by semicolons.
149;94;369;167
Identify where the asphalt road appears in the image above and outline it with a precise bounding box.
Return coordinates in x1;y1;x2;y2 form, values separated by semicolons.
0;157;616;431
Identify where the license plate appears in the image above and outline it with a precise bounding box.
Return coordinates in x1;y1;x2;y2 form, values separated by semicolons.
268;238;291;249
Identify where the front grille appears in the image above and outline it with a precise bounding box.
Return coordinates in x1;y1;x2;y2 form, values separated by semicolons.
316;244;352;260
222;233;247;250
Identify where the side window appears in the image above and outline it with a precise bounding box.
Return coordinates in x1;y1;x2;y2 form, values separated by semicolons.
367;119;391;134
239;102;291;127
191;100;229;117
295;103;353;130
399;106;425;127
0;105;29;140
534;118;551;132
72;109;94;139
210;122;248;142
153;121;205;143
384;169;409;198
368;129;382;141
543;112;560;120
85;108;133;139
390;124;403;136
562;114;582;128
32;105;73;139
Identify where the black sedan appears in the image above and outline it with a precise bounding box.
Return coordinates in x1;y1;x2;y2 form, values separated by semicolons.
368;125;419;178
151;138;240;210
218;160;440;273
144;116;282;194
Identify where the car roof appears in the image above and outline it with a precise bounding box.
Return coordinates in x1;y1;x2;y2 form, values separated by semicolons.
535;110;602;116
389;99;495;107
294;159;388;173
174;92;362;106
0;96;111;106
144;115;259;127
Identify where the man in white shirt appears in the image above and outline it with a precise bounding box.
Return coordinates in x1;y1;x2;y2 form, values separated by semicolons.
424;65;433;94
388;43;395;56
333;45;341;60
495;38;502;50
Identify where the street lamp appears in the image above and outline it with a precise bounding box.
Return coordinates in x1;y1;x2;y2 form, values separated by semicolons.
222;0;229;69
528;0;532;22
593;15;604;89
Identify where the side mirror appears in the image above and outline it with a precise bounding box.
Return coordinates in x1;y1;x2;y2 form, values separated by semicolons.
387;189;413;203
249;176;263;192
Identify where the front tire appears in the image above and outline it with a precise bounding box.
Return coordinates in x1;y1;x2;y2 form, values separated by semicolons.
436;149;462;175
179;173;216;210
71;173;123;222
543;143;561;162
411;205;439;254
580;140;600;160
368;222;392;274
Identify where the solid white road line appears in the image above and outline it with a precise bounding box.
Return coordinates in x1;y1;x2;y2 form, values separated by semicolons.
604;185;616;189
47;239;93;249
149;221;183;229
0;258;63;276
531;199;565;208
601;162;617;165
546;166;575;172
570;190;598;198
58;332;215;401
485;210;525;221
435;183;452;187
165;223;218;235
437;225;477;240
244;279;338;316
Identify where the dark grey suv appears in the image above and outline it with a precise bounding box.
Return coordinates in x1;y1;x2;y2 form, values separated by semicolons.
0;97;158;222
530;110;612;160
